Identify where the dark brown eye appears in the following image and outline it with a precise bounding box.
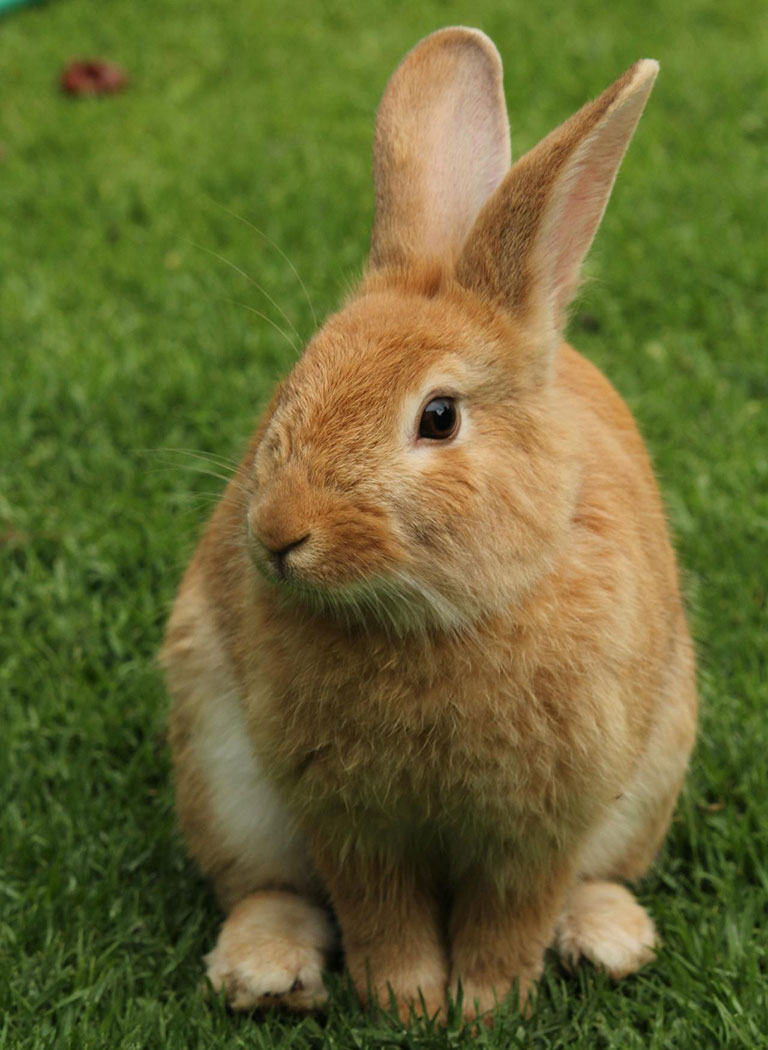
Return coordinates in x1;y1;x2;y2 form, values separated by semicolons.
418;397;459;440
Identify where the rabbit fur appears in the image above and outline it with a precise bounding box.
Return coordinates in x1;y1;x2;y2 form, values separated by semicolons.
162;27;697;1024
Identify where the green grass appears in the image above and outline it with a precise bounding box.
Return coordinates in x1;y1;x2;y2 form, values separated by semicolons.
1;0;766;1046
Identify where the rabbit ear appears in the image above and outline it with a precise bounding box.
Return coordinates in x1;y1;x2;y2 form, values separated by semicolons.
457;60;659;354
370;27;511;269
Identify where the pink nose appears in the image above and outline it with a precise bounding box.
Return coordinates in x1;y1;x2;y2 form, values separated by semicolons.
248;466;315;576
263;533;310;578
249;500;310;553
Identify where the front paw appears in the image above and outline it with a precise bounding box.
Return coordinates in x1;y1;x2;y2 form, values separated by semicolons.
450;975;535;1026
349;959;447;1023
385;985;447;1024
204;890;335;1011
555;880;659;979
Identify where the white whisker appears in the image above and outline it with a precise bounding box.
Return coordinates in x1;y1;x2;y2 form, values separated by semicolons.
152;447;242;471
190;241;303;350
139;448;253;507
209;201;319;331
224;298;299;354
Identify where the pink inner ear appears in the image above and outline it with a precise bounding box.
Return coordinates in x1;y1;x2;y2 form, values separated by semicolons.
421;95;512;260
537;87;656;327
370;28;512;268
454;58;657;351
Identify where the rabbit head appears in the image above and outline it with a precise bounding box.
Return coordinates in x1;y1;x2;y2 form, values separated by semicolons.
245;29;658;633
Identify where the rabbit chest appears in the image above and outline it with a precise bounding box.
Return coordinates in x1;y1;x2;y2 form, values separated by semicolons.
246;611;624;853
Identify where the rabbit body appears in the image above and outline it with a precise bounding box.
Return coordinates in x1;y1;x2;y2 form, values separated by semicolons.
163;28;696;1022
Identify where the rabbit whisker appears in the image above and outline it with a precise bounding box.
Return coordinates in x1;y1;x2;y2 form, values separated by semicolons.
191;241;303;350
224;298;299;354
209;200;319;331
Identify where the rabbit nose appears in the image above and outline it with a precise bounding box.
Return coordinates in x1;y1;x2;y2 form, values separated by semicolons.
264;533;310;578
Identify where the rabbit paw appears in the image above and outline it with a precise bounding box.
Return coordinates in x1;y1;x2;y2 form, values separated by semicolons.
555;880;658;980
204;890;335;1011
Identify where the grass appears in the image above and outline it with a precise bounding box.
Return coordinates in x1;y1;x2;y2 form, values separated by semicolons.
1;0;766;1046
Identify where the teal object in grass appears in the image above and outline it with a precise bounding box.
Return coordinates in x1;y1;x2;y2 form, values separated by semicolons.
0;0;41;13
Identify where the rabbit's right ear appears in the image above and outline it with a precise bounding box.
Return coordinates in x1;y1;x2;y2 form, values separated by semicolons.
456;60;659;359
370;27;511;270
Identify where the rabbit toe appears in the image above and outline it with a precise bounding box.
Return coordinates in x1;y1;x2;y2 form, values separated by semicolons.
555;880;658;980
204;890;334;1011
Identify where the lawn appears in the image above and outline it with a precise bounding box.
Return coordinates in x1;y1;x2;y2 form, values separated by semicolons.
1;0;766;1047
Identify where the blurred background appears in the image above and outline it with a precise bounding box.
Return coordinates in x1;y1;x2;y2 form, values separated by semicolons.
1;1;766;1047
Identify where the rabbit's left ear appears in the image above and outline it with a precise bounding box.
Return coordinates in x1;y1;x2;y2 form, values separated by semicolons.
370;27;511;269
457;60;659;353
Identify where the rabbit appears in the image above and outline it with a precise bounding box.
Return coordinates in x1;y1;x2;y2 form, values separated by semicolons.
161;26;697;1025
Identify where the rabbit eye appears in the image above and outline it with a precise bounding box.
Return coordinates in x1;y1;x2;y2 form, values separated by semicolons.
418;397;459;440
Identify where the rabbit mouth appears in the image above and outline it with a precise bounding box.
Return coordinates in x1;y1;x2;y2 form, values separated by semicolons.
269;568;468;636
246;491;469;634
